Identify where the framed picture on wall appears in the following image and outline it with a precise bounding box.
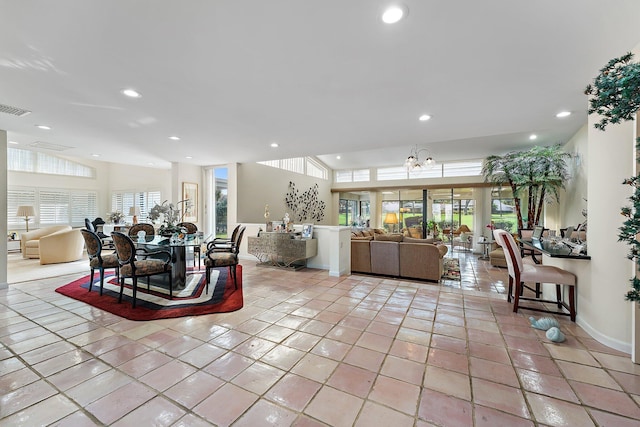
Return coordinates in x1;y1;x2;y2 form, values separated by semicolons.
182;182;198;222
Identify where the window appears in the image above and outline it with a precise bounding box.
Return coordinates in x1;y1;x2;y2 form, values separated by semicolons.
8;187;98;229
491;187;517;232
111;191;162;223
8;147;96;178
376;159;483;181
258;157;329;180
335;169;370;183
377;167;408;181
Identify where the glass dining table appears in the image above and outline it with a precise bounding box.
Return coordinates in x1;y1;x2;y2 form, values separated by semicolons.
135;234;207;289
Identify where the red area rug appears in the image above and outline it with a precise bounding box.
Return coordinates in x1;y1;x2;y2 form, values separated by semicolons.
55;266;243;321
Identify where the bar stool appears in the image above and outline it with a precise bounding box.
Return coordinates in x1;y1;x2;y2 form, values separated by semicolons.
494;229;577;321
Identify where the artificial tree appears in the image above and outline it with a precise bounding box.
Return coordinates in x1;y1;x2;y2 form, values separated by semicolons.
585;52;640;301
482;145;570;230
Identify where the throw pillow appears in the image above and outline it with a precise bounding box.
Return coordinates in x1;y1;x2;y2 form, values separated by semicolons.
374;233;404;242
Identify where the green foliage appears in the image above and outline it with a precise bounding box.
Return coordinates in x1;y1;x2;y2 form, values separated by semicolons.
585;52;640;130
586;53;640;301
482;145;570;230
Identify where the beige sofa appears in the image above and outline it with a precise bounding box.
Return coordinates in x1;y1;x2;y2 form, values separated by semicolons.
21;225;85;264
351;233;448;282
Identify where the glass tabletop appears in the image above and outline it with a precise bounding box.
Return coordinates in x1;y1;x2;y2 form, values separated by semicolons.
521;238;590;259
135;234;207;247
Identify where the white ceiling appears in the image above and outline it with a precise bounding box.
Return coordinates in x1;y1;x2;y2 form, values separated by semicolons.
1;1;640;171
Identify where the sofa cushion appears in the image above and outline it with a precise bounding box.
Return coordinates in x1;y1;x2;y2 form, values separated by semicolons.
351;236;373;241
374;233;403;242
403;236;437;244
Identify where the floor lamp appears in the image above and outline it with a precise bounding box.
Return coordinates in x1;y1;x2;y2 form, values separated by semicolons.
16;205;36;232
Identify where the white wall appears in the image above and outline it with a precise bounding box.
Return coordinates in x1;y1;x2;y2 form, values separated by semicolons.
581;116;635;352
236;163;332;225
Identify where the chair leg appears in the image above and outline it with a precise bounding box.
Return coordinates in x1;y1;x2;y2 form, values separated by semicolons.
569;285;576;322
556;284;562;308
512;281;522;314
168;272;173;300
99;268;105;295
205;266;210;294
88;268;95;292
118;276;125;303
230;265;237;290
535;283;542;298
132;277;138;308
507;276;513;302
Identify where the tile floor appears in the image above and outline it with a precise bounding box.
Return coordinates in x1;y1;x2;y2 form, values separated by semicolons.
1;252;639;426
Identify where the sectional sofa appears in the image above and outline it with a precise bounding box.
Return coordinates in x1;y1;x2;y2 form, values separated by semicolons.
351;232;448;282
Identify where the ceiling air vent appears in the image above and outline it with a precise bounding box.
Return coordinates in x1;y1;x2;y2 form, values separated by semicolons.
0;103;31;117
29;141;74;151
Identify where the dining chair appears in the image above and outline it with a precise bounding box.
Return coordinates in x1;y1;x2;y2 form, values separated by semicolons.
206;224;242;254
85;217;113;249
111;231;173;308
494;229;577;321
204;226;245;292
81;229;119;295
128;223;155;238
176;222;201;268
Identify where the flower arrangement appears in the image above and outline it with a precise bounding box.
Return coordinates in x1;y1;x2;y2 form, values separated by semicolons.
148;200;190;235
486;223;496;230
108;211;124;224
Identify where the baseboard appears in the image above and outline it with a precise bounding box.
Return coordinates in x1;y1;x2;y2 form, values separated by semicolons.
577;316;632;355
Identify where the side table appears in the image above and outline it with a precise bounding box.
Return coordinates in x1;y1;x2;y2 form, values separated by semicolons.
7;238;20;253
478;240;494;260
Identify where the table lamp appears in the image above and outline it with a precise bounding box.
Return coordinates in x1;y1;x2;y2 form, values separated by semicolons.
16;205;36;232
384;212;398;233
129;206;141;224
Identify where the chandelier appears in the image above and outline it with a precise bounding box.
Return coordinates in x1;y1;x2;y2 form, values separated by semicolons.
404;145;436;171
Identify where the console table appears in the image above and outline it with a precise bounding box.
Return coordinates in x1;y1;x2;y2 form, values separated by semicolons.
248;232;317;270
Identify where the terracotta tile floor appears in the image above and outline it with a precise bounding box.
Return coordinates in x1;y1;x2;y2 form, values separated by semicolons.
1;252;639;426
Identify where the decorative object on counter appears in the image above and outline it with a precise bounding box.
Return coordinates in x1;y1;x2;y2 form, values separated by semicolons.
284;181;325;223
148;200;189;236
301;223;313;239
108;210;124;224
546;327;566;343
283;212;291;232
585;52;640;301
529;316;560;331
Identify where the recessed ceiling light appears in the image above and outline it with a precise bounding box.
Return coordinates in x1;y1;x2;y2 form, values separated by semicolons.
336;156;341;160
382;5;407;23
419;114;431;121
91;153;100;157
169;136;180;141
556;111;571;118
185;156;193;159
147;162;154;166
270;143;279;148
35;124;51;130
122;88;142;98
529;134;537;140
8;140;18;144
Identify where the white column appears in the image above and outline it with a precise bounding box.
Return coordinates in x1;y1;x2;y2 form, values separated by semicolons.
0;130;7;290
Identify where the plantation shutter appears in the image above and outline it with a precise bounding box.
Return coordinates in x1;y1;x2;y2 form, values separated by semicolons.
39;190;70;225
8;189;36;229
70;192;98;226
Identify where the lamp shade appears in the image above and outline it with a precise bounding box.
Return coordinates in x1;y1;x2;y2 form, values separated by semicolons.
16;205;35;217
129;206;141;216
384;212;398;224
